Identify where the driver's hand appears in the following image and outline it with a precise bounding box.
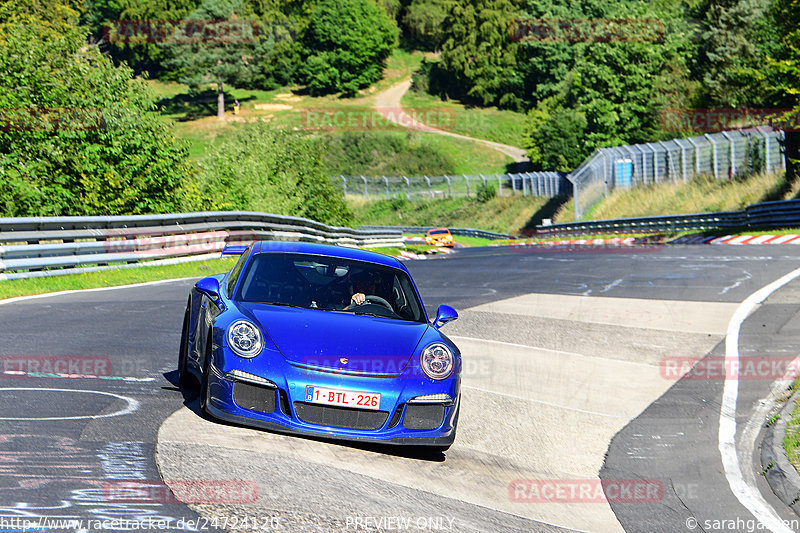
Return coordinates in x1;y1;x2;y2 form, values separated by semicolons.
350;292;366;305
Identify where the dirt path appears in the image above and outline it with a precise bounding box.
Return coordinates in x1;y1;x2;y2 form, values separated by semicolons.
373;79;530;164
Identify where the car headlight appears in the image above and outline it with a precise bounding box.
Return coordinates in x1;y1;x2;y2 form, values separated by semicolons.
420;343;454;380
227;320;263;358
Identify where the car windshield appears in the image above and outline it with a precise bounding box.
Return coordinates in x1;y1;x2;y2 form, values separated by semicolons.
429;229;449;235
234;253;426;323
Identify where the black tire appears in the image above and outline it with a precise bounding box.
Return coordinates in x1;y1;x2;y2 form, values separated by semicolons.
199;337;212;416
178;306;197;391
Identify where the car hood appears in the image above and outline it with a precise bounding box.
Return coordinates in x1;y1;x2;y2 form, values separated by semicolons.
243;304;430;374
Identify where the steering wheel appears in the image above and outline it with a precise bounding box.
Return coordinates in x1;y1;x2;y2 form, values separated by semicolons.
361;295;393;311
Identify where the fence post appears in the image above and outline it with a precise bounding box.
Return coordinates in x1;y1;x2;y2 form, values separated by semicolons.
686;137;700;177
646;143;659;183
704;134;719;178
601;150;610;196
424;175;431;197
480;174;486;187
445;175;451;197
675;139;687;183
497;174;502;196
383;176;390;198
721;131;735;177
781;130;786;171
464;175;470;197
522;173;527;196
361;176;368;198
341;176;347;195
403;176;410;200
757;127;771;172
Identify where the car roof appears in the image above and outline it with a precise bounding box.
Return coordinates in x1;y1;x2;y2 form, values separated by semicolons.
253;241;405;270
427;227;450;233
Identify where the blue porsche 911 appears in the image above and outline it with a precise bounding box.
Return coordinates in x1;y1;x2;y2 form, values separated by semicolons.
178;241;460;451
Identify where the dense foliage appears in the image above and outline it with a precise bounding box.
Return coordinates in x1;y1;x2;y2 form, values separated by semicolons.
300;0;398;95
194;123;353;225
0;1;196;216
320;131;455;177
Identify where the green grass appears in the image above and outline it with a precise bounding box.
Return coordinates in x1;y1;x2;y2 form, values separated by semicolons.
554;171;793;223
350;195;551;234
146;71;513;173
0;258;238;300
785;378;800;472
401;89;527;148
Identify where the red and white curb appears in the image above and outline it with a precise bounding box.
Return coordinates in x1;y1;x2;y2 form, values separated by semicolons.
397;248;454;261
707;234;800;245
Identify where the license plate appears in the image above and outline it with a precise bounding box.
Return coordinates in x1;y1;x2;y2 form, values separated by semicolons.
304;386;381;410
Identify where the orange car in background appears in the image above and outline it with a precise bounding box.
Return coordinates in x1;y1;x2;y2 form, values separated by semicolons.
425;227;455;247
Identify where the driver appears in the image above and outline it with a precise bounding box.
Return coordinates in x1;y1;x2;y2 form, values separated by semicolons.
347;270;381;308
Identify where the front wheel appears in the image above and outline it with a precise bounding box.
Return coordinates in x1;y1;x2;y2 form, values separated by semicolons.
199;338;213;417
178;306;197;390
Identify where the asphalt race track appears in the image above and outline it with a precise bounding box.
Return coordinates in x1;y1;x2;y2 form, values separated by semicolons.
3;244;800;532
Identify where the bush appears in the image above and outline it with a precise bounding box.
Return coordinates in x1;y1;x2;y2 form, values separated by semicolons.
321;131;456;177
476;182;497;203
194;123;353;226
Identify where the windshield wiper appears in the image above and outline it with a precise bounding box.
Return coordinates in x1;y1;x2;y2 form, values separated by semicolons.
250;301;305;309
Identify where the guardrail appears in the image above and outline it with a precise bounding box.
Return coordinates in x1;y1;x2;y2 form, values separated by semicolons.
534;198;800;236
0;212;403;280
360;225;511;240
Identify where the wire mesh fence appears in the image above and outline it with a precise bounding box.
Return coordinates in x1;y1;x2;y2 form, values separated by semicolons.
569;127;785;219
333;172;569;200
330;127;786;220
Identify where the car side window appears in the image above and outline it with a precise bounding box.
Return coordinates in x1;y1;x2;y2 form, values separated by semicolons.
225;247;250;298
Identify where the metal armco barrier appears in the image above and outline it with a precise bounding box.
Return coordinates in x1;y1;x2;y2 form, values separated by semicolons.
0;212;403;280
360;225;511;240
535;198;800;236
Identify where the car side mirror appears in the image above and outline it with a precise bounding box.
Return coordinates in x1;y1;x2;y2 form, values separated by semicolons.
433;304;458;329
196;277;221;304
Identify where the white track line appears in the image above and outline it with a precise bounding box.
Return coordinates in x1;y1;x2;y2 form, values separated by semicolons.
450;335;657;368
720;267;800;533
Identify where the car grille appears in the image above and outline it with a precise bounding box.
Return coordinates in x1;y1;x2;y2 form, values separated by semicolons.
403;404;445;430
293;402;389;430
233;382;276;414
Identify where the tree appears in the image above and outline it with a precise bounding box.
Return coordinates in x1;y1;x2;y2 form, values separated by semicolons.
300;0;398;96
402;0;449;51
161;0;258;119
195;124;353;225
435;0;523;109
698;0;774;107
0;1;196;216
524;96;588;171
765;0;800;179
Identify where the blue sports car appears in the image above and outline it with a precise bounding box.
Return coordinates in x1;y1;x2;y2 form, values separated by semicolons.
178;241;460;451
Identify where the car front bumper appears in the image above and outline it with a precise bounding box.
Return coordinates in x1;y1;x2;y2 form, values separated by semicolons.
205;357;460;446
